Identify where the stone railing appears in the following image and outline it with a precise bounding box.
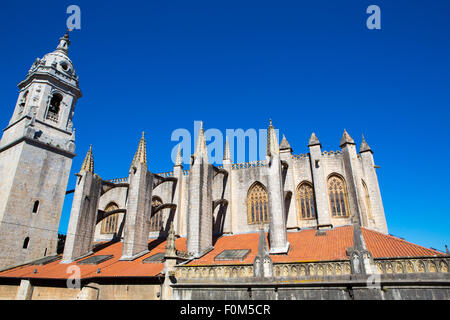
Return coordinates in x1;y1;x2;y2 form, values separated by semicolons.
173;257;449;281
292;153;310;161
183;170;190;176
107;177;128;184
232;160;266;170
175;264;254;280
322;150;342;157
374;256;449;275
273;261;351;277
158;171;174;178
174;260;352;281
46;111;59;123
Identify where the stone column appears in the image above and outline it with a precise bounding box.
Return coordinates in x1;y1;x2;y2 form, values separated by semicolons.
222;138;233;234
279;134;296;229
187;157;213;257
62;170;102;263
161;223;177;300
266;121;289;254
308;133;331;227
173;146;184;237
359;136;388;234
187;123;213;257
121;163;153;260
340;130;365;226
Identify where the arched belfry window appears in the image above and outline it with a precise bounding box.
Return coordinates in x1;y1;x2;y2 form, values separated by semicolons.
327;174;350;218
46;92;63;122
150;197;163;232
297;182;316;220
247;182;269;225
101;203;119;234
361;180;374;221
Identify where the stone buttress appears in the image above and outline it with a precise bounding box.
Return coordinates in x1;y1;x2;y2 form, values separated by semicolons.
121;133;153;260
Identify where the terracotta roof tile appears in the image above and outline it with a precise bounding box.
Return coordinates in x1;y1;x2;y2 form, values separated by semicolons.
0;226;443;280
361;228;442;258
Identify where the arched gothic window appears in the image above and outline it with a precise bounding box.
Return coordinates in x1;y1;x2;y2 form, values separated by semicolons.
101;203;119;234
297;182;316;219
361;180;374;221
247;182;269;225
328;175;349;218
46;92;63;122
150;197;163;232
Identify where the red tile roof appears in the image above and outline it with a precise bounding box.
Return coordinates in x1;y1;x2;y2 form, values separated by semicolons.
362;228;442;258
0;226;443;280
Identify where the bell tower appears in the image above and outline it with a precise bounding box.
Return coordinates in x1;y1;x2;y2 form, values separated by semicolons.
0;31;82;268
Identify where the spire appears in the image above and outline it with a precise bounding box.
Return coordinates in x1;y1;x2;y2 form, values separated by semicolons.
165;222;177;257
308;132;321;147
194;121;208;159
175;145;183;167
131;132;147;168
266;119;279;157
340;129;355;147
359;134;373;154
257;225;269;258
279;134;292;152
223;137;231;161
80;145;94;173
56;30;71;53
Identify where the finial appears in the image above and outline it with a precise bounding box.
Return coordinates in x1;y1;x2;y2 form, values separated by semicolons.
80;145;94;173
130;132;147;168
266;119;279;157
359;133;372;153
175;145;183;166
223;137;231;161
279;134;292;152
56;30;71;52
194;121;208;159
340;129;355;147
165;222;177;257
308;132;321;147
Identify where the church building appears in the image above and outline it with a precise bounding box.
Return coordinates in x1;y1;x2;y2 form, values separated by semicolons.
0;33;448;300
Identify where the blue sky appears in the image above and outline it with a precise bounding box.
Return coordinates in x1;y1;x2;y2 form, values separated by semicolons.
0;1;448;251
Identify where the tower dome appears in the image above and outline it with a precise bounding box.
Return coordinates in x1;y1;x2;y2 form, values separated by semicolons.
27;31;78;86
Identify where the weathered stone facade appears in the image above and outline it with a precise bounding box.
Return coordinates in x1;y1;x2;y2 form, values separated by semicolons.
92;125;388;244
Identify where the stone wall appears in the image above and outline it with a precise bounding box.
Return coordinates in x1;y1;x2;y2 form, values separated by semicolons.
0;141;72;268
0;279;162;300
